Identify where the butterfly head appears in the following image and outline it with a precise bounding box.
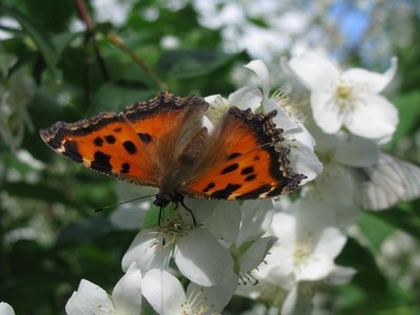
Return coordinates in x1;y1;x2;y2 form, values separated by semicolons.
153;191;184;208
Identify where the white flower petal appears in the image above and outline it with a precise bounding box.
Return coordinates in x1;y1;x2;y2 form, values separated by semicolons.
341;57;397;93
239;236;276;272
263;99;299;133
0;302;15;315
202;115;215;134
288;52;339;92
287;138;323;184
344;94;398;140
257;243;295;289
228;85;262;111
142;270;184;315
281;286;298;315
313;227;347;259
314;162;357;209
296;254;333;281
174;228;234;286
186;275;238;314
205;201;241;243
310;92;344;134
204;94;224;106
65;279;114;315
236;199;274;245
334;133;380;167
293;192;358;230
112;263;142;315
288;121;316;149
204;95;230;122
181;198;219;224
270;213;296;245
245;59;271;98
122;230;171;273
327;266;357;285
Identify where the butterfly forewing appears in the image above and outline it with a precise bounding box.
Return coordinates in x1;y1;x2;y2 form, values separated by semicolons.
182;107;305;200
40;92;208;188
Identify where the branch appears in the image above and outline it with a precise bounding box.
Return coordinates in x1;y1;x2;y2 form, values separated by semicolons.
73;0;110;82
107;32;167;91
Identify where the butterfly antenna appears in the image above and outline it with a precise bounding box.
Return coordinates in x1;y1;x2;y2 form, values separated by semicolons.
93;193;156;213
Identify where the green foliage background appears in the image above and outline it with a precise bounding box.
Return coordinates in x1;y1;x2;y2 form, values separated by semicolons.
0;0;419;314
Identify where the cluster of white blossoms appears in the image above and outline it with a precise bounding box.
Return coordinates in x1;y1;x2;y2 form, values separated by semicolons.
41;52;418;315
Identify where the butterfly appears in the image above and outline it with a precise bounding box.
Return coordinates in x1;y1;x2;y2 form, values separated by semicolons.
354;153;420;211
40;92;305;218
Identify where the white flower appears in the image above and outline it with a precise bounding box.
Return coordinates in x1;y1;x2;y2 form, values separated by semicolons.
255;211;355;315
0;56;35;150
287;51;398;142
0;302;15;315
264;212;348;285
244;59;323;184
205;85;262;123
142;269;236;315
309;125;380;210
206;198;276;281
65;263;142;315
122;200;235;287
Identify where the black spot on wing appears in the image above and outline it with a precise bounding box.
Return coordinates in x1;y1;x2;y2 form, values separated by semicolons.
245;174;257;181
123;141;137;154
241;166;254;175
211;183;242;199
91;151;112;173
221;163;239;175
113;127;122;132
93;137;103;147
227;152;241;160
105;135;116;144
236;184;272;200
254;156;260;161
138;132;152;144
120;162;130;174
63;141;83;163
202;182;215;193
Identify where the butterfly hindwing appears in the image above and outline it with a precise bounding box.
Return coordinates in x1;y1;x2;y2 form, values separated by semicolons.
40;92;208;187
182;107;305;200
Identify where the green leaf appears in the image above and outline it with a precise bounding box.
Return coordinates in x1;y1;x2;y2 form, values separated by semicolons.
3;182;74;205
3;5;60;77
157;49;234;79
337;237;387;294
389;91;420;150
358;212;395;253
52;32;80;56
57;216;113;245
93;81;153;112
370;202;420;241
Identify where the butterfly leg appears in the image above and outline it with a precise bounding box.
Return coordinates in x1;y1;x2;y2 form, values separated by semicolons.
180;200;197;226
158;206;165;227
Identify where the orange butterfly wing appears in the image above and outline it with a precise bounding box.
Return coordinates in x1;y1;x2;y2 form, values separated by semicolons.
182;107;305;200
40;92;208;187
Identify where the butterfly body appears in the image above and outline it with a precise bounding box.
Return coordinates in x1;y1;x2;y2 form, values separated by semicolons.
40;92;305;208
